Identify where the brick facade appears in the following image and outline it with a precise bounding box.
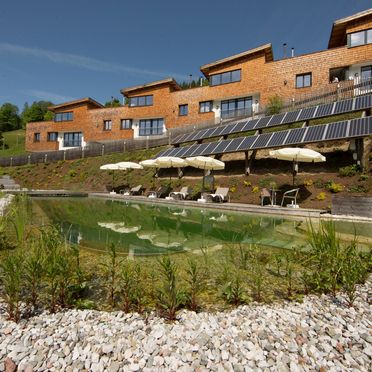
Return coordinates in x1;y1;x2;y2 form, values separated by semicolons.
26;10;372;152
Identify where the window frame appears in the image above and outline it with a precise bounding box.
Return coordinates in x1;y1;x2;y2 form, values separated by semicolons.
178;104;188;116
295;72;312;88
209;69;241;87
103;120;112;131
347;28;372;48
63;132;82;147
128;95;153;107
199;101;213;113
47;132;58;142
120;119;132;130
34;133;41;142
138;118;164;136
54;111;73;122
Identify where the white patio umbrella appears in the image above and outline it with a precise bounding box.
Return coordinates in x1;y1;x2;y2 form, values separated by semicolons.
98;222;141;234
269;148;326;184
186;156;225;190
155;156;188;180
99;163;124;191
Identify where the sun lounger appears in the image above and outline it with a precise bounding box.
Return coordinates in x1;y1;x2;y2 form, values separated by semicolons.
148;185;171;199
205;187;230;203
121;185;143;196
166;186;192;200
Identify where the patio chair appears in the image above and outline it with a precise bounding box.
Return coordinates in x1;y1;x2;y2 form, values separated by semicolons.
281;188;300;207
205;187;230;203
120;185;143;196
260;188;272;206
148;185;171;199
167;186;192;200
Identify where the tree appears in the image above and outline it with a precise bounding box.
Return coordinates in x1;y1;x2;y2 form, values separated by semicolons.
0;103;22;131
104;98;121;107
21;101;54;126
265;95;283;115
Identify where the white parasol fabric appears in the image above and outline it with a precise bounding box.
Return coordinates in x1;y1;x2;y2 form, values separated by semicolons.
115;161;143;170
100;163;123;170
154;156;188;168
186;156;225;170
139;159;158;168
269;148;326;163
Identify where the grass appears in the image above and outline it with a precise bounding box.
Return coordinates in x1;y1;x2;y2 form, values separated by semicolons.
1;130;27;157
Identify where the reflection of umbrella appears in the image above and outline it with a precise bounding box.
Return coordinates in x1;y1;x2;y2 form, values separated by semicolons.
186;156;225;190
100;163;124;191
136;231;186;248
269;148;326;185
98;222;141;234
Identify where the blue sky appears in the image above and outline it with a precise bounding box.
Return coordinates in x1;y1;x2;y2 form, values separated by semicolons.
0;0;371;109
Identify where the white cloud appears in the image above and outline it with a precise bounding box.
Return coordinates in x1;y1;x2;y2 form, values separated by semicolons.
22;89;75;103
0;43;188;80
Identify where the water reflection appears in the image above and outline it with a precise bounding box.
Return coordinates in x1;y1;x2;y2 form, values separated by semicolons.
34;197;312;256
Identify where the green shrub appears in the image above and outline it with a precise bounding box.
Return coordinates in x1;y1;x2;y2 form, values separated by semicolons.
326;181;343;193
185;259;206;311
266;95;283;115
316;192;326;201
221;270;246;305
338;165;359;177
347;185;368;193
359;173;368;182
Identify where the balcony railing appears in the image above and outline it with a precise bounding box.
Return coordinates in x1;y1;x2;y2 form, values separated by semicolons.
221;107;252;119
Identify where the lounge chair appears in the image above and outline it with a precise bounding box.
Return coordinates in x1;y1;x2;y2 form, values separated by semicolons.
205;187;230;203
167;186;192;200
260;188;272;206
148;185;171;199
281;188;300;207
121;185;143;196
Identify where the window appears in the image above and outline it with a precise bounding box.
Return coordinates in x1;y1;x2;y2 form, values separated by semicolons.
221;96;252;119
347;28;372;47
54;112;73;122
47;132;58;142
296;73;312;88
34;133;40;142
63;132;82;147
103;120;112;131
138;118;163;136
210;69;241;86
179;104;188;116
128;95;153;107
120;119;132;130
199;101;213;113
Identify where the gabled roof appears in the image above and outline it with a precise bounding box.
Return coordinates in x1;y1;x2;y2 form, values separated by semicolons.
120;78;181;96
49;97;103;111
328;8;372;49
200;44;273;76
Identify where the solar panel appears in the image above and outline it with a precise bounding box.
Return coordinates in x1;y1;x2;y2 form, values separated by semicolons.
284;127;306;145
282;110;300;124
223;138;246;153
298;106;317;121
238;136;259;151
171;134;186;144
180;144;200;157
251;133;273;149
267;130;290;147
354;95;372;111
242;119;258;132
334;98;353;115
169;147;185;157
199;142;218;155
349;117;372;137
268;113;286;126
324;120;348;140
209;139;231;155
231;121;249;133
314;102;334;118
303;125;326;143
254;116;272;129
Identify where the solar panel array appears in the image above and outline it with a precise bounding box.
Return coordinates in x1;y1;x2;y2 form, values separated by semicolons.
157;116;372;159
171;93;372;145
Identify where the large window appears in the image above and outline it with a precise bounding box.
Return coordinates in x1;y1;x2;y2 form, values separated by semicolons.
120;119;132;130
178;104;188;116
128;95;153;107
296;73;312;88
199;101;213;113
139;119;163;136
103;120;112;131
47;132;58;142
34;133;40;142
54;112;73;122
210;69;241;86
221;96;252;119
63;132;82;147
347;28;372;48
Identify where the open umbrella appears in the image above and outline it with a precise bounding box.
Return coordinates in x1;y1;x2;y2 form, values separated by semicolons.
186;156;225;190
269;148;326;184
155;156;188;180
99;163;124;191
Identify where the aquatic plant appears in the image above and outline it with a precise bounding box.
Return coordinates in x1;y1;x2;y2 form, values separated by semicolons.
222;270;246;306
185;258;205;311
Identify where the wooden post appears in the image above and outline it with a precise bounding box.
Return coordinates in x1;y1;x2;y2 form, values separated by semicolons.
101;145;105;156
245;151;249;175
44;154;47;163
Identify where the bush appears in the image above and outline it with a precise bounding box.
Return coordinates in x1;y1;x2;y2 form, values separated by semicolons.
252;186;259;193
316;192;326;201
359;173;368;182
266;95;283;115
338;165;359;177
303;179;313;187
326;181;343;193
243;181;251;187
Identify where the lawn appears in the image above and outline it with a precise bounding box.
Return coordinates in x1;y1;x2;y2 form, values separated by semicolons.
0;129;27;157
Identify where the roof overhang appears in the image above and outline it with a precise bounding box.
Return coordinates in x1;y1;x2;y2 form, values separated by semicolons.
48;97;103;111
328;8;372;49
200;44;273;77
120;78;181;96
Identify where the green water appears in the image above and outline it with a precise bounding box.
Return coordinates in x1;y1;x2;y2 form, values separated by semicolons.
32;197;372;256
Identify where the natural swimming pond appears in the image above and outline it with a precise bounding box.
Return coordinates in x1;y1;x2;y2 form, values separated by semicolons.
31;197;372;256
